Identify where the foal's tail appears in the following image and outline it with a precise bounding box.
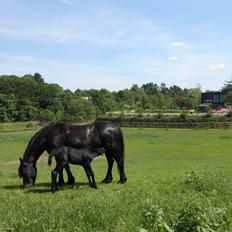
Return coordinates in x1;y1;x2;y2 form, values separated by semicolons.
48;154;53;166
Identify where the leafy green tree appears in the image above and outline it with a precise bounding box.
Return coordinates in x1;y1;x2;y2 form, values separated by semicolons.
87;89;116;115
39;109;56;122
142;82;159;95
61;89;75;110
221;78;232;93
156;92;170;110
225;91;232;105
18;105;38;121
130;84;140;92
115;89;135;110
0;94;17;122
64;97;96;122
0;107;7;122
38;83;63;112
185;87;201;109
33;73;44;84
56;110;65;121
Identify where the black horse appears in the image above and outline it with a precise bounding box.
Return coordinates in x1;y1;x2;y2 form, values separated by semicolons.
18;121;127;187
48;146;105;192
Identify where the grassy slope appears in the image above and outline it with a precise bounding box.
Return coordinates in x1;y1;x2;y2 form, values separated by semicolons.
1;128;232;231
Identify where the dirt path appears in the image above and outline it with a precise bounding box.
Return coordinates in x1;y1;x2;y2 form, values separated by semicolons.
2;155;105;166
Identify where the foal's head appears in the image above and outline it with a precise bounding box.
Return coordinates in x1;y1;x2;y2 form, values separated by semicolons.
18;157;37;188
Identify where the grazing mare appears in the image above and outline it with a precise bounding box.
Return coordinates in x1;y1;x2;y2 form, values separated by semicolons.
18;121;127;187
48;146;105;192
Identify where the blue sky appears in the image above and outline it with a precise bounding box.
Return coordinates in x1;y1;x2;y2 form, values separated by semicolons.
0;0;231;91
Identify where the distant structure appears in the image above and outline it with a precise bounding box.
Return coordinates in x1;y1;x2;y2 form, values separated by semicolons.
198;91;226;111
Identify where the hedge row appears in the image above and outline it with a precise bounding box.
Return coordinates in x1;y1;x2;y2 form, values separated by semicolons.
98;115;232;123
119;121;232;129
97;117;232;129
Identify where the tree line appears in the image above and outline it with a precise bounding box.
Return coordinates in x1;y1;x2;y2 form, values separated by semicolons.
0;73;205;123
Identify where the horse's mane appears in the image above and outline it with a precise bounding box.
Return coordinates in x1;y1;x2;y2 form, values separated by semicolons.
23;122;56;159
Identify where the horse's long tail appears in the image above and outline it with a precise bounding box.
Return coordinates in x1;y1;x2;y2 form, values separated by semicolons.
116;126;125;164
114;125;126;182
48;154;53;166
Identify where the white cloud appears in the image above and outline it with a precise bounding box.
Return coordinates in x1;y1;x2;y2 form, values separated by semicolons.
209;62;225;71
168;56;179;61
169;41;184;48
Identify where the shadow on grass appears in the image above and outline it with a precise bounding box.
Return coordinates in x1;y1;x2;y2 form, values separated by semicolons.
0;184;24;190
1;181;103;194
27;182;102;194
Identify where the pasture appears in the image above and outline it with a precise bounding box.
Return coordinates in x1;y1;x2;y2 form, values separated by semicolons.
1;128;232;231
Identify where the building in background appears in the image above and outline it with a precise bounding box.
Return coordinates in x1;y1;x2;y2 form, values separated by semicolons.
198;91;226;112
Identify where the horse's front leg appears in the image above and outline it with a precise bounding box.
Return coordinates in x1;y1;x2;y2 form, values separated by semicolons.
83;161;97;189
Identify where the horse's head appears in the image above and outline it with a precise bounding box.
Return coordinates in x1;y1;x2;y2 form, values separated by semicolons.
18;157;37;188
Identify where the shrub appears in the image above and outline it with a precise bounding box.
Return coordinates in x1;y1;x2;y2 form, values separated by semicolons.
175;202;206;231
183;171;208;193
225;110;232;118
204;106;212;118
141;200;172;232
179;108;187;121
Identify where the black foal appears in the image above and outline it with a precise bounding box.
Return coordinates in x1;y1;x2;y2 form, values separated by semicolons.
49;146;105;193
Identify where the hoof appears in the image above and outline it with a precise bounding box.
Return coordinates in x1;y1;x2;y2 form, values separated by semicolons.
66;177;75;186
66;180;75;186
102;177;112;184
118;177;127;184
51;184;59;193
58;182;65;187
90;183;98;189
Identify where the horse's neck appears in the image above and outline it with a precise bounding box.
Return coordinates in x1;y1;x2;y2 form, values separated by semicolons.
23;123;56;164
24;146;45;164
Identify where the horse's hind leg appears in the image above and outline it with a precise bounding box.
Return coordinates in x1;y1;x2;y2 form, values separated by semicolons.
83;161;97;189
102;151;114;184
113;154;127;184
65;164;75;185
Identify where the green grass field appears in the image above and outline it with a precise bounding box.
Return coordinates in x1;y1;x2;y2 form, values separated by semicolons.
1;128;232;231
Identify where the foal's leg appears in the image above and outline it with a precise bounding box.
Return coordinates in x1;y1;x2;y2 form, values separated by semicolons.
51;164;63;193
102;151;114;184
83;161;97;189
57;164;75;186
58;170;65;187
65;164;75;185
